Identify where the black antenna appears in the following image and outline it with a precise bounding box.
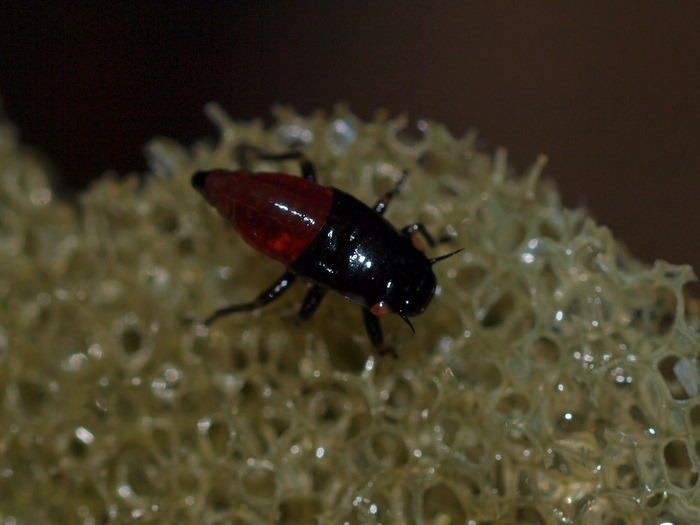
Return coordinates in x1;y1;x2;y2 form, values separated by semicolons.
429;248;463;265
400;314;416;333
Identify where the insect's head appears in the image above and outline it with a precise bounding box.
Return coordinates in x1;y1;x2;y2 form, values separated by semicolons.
369;268;437;331
370;248;462;330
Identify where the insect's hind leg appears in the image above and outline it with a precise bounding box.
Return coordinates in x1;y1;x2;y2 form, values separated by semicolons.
202;271;297;326
236;144;317;181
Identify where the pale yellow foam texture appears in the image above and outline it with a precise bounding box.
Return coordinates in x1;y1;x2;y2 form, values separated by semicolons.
1;104;698;523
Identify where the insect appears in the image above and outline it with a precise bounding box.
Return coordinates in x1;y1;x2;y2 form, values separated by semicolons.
192;146;459;357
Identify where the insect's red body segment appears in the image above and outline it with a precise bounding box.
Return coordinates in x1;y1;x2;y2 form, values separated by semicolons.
199;170;334;265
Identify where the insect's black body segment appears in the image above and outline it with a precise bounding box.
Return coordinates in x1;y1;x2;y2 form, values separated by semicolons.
193;146;458;357
291;189;436;317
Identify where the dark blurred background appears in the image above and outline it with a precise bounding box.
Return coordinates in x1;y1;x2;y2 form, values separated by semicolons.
1;2;698;294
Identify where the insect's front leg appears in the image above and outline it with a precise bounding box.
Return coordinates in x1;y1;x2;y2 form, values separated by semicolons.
362;309;398;359
400;223;452;247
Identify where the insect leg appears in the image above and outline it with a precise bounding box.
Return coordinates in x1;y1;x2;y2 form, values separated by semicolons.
237;144;317;181
373;170;409;216
259;151;317;181
362;309;398;358
203;271;297;325
299;285;328;320
400;223;451;247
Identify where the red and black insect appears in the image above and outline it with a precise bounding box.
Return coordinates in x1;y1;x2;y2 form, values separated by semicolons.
192;147;459;356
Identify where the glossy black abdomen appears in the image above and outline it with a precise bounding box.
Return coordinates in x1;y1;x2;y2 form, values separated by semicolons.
291;189;436;315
